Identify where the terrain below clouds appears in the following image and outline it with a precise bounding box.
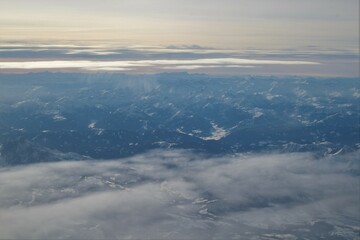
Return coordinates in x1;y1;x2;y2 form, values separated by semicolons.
0;73;358;164
0;72;358;239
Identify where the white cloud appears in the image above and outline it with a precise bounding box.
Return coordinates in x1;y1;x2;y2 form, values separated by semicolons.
0;58;320;71
0;150;358;239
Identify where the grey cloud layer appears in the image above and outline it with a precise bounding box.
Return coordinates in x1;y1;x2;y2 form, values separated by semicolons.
0;150;358;239
1;43;358;76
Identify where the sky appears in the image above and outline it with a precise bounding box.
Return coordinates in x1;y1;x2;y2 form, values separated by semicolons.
1;0;358;50
0;0;359;75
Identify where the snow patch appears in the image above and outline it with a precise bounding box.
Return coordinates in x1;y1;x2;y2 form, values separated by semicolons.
253;110;263;118
200;122;229;141
53;115;66;121
293;88;307;97
88;121;96;129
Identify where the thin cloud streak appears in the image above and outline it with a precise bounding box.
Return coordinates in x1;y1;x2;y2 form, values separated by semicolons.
0;58;320;71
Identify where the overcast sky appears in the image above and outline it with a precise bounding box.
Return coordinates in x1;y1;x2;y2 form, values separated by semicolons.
0;0;358;51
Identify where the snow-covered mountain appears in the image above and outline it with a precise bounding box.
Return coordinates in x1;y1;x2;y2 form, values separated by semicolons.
0;137;90;165
0;72;358;163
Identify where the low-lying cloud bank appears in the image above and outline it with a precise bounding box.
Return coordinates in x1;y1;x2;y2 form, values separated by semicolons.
0;150;358;239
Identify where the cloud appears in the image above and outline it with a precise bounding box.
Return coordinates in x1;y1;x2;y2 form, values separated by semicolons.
1;43;359;76
160;64;256;70
0;150;358;239
0;58;319;72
